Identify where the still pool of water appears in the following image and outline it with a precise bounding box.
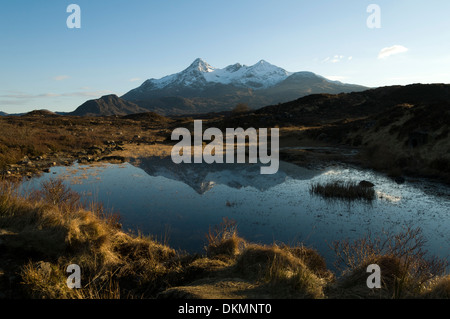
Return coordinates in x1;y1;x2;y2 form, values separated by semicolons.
20;157;450;268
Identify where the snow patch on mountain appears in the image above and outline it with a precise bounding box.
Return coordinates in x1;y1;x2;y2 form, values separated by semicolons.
204;59;292;89
144;58;293;90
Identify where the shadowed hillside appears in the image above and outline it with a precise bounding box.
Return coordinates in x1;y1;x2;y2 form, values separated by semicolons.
70;95;150;117
255;83;450;125
202;83;450;183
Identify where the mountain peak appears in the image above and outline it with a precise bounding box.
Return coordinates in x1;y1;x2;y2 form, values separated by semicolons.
249;59;281;71
225;63;243;73
192;58;205;64
187;58;215;73
121;59;368;115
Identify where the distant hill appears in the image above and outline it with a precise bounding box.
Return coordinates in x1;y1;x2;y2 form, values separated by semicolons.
208;83;450;150
23;109;60;117
207;83;450;182
70;94;149;116
253;83;450;125
121;58;368;115
0;111;7;116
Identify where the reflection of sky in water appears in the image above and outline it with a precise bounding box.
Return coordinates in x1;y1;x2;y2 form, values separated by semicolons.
21;160;450;269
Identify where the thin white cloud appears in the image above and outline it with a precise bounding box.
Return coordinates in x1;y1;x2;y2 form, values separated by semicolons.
322;55;351;63
129;78;142;82
53;75;70;81
0;90;117;111
60;90;114;97
331;55;341;63
0;99;28;106
0;90;114;102
378;45;408;59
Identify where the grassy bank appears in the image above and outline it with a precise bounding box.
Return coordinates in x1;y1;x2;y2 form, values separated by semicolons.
0;179;449;299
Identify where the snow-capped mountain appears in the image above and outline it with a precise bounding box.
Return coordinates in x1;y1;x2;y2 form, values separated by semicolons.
134;58;292;91
205;60;293;89
147;58;215;89
121;58;368;115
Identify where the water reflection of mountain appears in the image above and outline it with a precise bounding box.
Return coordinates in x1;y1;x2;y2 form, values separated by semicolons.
130;157;320;194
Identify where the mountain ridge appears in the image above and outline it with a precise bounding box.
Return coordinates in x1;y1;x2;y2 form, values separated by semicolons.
121;58;368;115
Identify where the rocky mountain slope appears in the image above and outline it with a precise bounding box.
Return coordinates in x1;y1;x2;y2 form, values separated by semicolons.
121;58;368;115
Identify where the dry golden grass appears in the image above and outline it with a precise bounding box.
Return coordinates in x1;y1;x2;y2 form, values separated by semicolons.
235;244;327;299
0;115;169;170
206;217;245;258
329;227;448;299
421;275;450;299
0;179;448;299
0;179;178;299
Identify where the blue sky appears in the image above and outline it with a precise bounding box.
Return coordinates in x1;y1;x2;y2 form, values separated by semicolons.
1;0;449;113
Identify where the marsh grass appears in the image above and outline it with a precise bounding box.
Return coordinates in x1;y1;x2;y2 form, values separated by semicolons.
0;179;448;299
330;226;448;299
0;178;178;299
310;180;375;201
234;244;330;298
206;217;245;258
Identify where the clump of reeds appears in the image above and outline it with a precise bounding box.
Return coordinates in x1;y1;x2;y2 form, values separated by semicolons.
330;226;449;299
234;243;329;299
206;217;245;258
310;180;375;201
